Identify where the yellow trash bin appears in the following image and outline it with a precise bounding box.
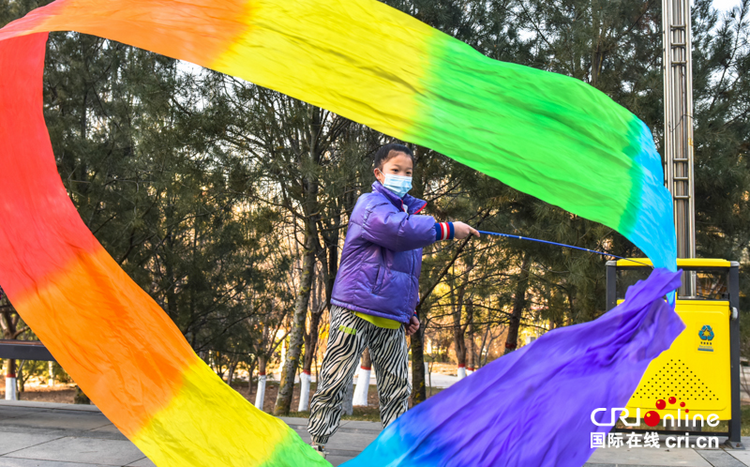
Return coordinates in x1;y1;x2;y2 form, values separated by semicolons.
606;258;741;448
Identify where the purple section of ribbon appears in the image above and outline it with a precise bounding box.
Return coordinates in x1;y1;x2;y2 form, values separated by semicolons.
346;268;684;467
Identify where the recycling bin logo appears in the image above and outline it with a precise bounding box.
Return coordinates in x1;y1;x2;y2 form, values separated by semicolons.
698;325;715;341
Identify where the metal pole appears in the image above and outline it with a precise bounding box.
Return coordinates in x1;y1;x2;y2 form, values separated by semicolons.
606;261;617;311
663;0;696;294
726;263;743;448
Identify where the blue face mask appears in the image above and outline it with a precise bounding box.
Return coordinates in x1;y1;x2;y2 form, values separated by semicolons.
382;174;412;198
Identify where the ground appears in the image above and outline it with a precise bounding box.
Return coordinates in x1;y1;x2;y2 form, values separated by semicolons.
0;377;78;404
0;374;440;422
6;370;745;431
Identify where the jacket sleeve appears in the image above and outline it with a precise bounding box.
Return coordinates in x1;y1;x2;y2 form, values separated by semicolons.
358;201;437;252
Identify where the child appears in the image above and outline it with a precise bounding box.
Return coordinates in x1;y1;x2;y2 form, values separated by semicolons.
307;143;479;457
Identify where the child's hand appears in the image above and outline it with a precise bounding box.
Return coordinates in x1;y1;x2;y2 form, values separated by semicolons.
406;315;420;336
453;222;480;239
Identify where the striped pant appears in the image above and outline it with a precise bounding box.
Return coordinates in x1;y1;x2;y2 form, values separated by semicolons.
308;305;410;445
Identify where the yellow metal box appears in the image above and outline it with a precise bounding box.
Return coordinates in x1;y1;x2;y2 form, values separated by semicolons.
606;258;741;446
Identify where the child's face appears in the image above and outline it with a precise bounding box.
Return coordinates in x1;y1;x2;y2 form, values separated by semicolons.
375;152;413;184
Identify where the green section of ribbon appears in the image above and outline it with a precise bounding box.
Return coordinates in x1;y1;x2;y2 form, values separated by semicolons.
408;33;647;237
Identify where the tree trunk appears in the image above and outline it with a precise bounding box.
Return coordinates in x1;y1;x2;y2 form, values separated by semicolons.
504;253;532;355
254;356;266;409
302;317;321;373
302;299;323;375
74;385;91;404
298;370;312;412
48;361;55;386
3;358;16;401
453;284;467;380
353;348;372;406
589;0;606;87
255;375;267;410
1;308;18;400
274;228;316;416
466;300;476;373
410;324;427;406
226;359;238;387
17;360;24;393
246;358;257;398
299;288;318;413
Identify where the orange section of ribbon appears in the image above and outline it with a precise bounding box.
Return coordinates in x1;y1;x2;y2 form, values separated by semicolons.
0;33;195;438
13;247;198;437
0;0;253;67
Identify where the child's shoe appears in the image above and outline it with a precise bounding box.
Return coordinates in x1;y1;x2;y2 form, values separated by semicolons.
311;442;328;459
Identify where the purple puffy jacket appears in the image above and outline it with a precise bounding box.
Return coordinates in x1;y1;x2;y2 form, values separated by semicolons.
331;181;438;324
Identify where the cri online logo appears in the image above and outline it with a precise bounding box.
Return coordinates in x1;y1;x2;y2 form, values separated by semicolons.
591;396;720;428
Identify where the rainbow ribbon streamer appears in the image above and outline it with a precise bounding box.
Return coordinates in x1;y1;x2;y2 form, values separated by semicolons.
346;268;684;466
0;1;679;466
0;32;328;467
0;0;677;271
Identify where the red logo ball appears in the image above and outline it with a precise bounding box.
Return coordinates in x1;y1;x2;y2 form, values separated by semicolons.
644;410;661;427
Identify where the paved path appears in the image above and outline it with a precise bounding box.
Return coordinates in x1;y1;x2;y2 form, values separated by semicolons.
0;401;375;466
1;400;749;466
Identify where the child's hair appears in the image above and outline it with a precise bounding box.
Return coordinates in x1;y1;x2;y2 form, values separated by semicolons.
373;143;415;170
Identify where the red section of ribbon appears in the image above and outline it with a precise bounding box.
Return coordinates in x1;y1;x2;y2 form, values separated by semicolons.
0;33;100;297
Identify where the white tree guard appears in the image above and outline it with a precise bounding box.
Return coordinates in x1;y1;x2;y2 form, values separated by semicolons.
457;364;466;380
353;365;372;406
5;376;16;400
424;362;432;390
48;361;54;386
254;374;267;409
298;371;312;411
